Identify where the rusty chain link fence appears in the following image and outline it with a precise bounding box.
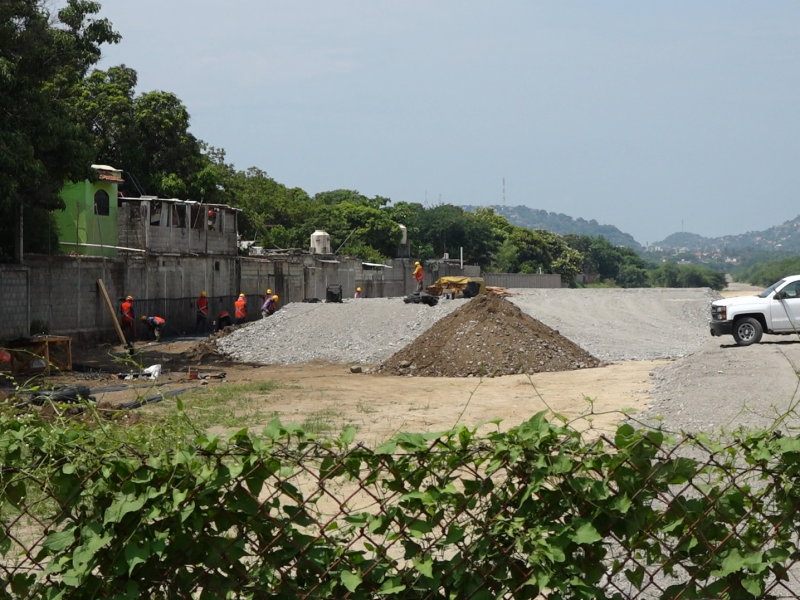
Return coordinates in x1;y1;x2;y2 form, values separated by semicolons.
3;409;800;599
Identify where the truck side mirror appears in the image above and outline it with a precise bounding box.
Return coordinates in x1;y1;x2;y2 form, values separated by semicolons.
776;291;786;300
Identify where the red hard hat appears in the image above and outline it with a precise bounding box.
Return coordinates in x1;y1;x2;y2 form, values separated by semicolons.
208;209;214;216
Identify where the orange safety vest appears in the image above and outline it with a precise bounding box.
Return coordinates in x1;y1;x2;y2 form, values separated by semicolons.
153;316;165;326
121;300;134;323
235;299;247;318
197;297;208;316
413;265;424;281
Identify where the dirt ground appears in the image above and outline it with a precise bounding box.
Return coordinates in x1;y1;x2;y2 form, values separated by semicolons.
13;338;662;443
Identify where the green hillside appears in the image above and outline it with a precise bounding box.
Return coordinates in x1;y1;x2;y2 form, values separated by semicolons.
462;205;643;250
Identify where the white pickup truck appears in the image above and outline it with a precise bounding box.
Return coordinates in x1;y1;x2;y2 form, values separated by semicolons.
710;275;800;346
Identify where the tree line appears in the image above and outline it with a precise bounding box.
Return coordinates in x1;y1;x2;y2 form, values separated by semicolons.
0;2;726;291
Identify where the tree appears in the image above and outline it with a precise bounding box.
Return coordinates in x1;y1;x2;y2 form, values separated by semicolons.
0;0;119;258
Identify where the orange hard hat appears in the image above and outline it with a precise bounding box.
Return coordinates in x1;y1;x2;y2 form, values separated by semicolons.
356;287;361;292
273;295;278;301
200;291;206;297
266;288;272;295
239;293;245;298
208;209;214;216
126;295;133;300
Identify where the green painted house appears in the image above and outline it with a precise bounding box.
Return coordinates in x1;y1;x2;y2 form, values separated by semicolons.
55;165;124;258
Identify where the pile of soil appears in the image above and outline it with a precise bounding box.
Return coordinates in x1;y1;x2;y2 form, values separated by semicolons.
377;293;602;377
182;326;241;362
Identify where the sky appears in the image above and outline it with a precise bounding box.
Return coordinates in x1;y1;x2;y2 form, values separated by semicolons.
86;1;800;245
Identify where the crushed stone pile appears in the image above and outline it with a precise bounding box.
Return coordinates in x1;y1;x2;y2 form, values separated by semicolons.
377;293;602;377
215;298;466;365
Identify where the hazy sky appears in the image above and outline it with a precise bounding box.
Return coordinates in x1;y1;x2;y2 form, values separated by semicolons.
90;1;800;245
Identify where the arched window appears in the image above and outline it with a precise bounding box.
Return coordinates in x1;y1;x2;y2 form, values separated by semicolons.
94;190;110;216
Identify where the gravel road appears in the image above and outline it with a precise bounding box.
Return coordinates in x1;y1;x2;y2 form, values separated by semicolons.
507;287;719;361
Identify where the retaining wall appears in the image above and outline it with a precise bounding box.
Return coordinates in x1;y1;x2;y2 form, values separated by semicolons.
1;255;480;341
482;273;563;289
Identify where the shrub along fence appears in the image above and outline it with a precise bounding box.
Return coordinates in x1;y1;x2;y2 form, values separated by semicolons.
3;409;800;599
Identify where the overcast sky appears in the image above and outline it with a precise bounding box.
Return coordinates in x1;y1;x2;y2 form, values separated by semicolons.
90;1;800;245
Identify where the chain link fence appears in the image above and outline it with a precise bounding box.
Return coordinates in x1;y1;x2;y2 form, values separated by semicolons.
3;413;800;598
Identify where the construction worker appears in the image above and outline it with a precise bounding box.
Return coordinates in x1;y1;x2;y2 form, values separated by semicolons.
413;261;424;292
234;293;247;325
217;310;232;329
354;287;362;299
120;295;136;344
140;315;165;341
262;294;278;317
196;291;209;334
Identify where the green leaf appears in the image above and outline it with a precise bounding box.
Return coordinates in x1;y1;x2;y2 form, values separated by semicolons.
374;440;397;455
571;520;602;545
42;528;77;552
408;519;432;537
124;540;150;576
624;566;644;590
396;432;428;451
104;493;146;525
742;575;762;597
340;426;356;445
413;557;433;578
340;570;362;592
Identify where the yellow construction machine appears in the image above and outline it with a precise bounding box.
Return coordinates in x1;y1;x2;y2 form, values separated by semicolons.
427;276;486;299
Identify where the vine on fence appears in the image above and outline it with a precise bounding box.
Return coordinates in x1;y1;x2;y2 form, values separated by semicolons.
2;403;800;599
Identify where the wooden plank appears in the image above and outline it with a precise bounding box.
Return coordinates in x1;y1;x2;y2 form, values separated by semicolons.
97;279;128;346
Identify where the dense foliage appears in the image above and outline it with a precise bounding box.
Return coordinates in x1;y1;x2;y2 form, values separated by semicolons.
2;405;800;599
734;257;800;287
0;0;119;258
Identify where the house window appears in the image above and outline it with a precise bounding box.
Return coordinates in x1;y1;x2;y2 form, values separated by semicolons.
94;190;110;216
190;205;204;230
173;205;186;228
150;200;163;226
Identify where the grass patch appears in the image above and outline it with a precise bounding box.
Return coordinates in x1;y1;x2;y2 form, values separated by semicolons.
302;409;342;434
143;381;281;432
356;400;377;414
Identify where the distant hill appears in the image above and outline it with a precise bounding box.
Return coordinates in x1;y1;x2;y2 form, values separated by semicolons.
462;205;643;250
653;215;800;252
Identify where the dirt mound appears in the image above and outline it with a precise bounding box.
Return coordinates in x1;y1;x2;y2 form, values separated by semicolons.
377;293;602;377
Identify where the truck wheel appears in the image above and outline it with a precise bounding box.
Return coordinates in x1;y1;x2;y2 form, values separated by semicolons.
733;317;763;346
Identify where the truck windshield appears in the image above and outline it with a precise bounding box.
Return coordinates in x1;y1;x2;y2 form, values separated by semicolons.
759;279;786;298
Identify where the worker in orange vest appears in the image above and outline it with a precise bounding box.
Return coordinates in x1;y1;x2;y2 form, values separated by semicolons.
196;291;209;334
413;261;424;292
234;293;247;325
140;315;166;341
120;295;136;344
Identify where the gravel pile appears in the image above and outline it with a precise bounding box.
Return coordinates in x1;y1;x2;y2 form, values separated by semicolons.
378;293;601;377
508;287;720;361
215;298;466;365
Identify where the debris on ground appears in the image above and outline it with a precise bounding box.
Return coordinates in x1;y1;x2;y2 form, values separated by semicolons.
486;286;518;296
181;340;227;363
377;293;602;377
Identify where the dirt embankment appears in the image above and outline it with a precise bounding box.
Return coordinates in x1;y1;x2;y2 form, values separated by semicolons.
378;293;602;377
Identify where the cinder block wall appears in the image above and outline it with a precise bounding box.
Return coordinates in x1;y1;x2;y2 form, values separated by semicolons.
0;267;30;339
3;254;481;341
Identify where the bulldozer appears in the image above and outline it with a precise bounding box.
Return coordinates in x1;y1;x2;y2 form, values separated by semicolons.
427;276;486;299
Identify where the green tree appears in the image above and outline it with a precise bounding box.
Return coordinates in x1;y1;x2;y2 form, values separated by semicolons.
0;0;119;258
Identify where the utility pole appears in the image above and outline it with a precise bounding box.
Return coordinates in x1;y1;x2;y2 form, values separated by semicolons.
502;177;505;207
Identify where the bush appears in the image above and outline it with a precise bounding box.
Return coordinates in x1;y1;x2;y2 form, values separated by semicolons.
650;263;726;290
735;257;800;287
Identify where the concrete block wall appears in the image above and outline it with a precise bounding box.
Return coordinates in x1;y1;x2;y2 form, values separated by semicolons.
0;267;29;339
3;254;484;341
